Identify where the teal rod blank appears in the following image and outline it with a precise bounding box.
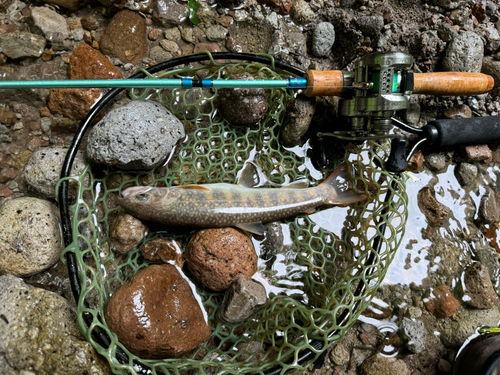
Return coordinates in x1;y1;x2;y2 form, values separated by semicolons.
0;78;308;90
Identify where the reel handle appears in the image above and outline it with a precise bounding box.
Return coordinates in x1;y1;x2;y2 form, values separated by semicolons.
413;72;494;96
424;116;500;147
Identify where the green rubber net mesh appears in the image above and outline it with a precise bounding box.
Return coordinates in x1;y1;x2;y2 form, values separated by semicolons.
60;55;409;375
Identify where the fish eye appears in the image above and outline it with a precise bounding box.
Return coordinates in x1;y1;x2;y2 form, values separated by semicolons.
135;193;150;202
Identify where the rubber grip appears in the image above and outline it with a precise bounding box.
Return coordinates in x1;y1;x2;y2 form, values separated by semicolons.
413;72;494;96
304;70;345;97
426;116;500;147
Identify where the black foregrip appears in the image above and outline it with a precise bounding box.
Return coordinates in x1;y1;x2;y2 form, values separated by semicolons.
425;116;500;147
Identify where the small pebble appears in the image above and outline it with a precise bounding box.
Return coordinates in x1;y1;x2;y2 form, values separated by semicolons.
463;263;497;309
110;212;148;254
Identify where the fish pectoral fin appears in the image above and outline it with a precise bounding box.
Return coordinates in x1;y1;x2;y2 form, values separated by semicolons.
237;162;266;188
280;180;309;189
235;222;267;236
176;184;211;191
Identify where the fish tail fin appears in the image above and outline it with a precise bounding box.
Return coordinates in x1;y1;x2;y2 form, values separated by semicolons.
320;164;367;206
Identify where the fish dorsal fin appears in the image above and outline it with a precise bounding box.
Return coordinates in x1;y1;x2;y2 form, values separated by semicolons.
235;222;267;236
279;180;309;189
237;162;267;188
176;184;211;191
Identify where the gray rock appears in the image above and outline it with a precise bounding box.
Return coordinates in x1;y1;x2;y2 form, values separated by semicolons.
449;8;471;26
440;307;500;347
153;0;188;27
329;342;350;366
431;0;465;10
280;95;316;147
150;45;172;63
0;31;46;59
312;22;335;57
206;25;228;42
124;0;154;12
442;31;484;72
486;1;497;16
216;278;267;324
360;354;411;375
456;163;478;187
438;23;459;42
291;0;315;25
463;263;497;309
164;27;181;41
159;39;179;52
0;197;63;277
0;275;111;375
478;24;500;53
482;56;500;86
426;153;447;171
419;30;446;60
403;102;421;125
24;148;87;199
234;341;264;361
86;100;185;170
81;14;100;30
357;15;385;37
400;318;425;354
31;7;70;50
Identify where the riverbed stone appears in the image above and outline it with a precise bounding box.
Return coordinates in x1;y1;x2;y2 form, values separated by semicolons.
456;162;478;187
105;264;211;358
69;44;123;80
482;56;500;86
41;0;82;11
86;100;185;170
463;263;497;309
417;187;450;226
110;212;148;254
216;278;267;324
360;354;411;375
186;227;258;291
442;31;484;72
425;153;447;172
257;0;293;15
477;187;499;224
399;318;425;354
31;7;70;50
357;15;385;37
48;88;102;121
0;31;46;59
312;22;335;57
0;275;111;374
206;25;228;42
431;0;466;10
24;148;87;199
140;238;184;267
465;144;492;163
425;285;460;318
153;0;188;27
218;73;269;125
444;104;472;119
280;94;316;147
100;10;147;66
291;0;315;25
0;197;63;277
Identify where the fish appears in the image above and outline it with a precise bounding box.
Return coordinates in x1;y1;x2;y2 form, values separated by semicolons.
119;163;366;235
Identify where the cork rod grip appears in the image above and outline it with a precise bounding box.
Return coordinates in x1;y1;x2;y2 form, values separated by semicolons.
304;70;345;97
413;72;494;96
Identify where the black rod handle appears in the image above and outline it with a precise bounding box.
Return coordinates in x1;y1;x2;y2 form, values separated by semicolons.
424;116;500;147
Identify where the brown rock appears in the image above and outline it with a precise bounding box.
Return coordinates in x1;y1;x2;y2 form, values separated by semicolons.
417;187;450;226
408;149;424;173
0;187;13;197
478;187;499;224
40;107;51;117
186;227;257;291
0;168;16;183
18;103;41;131
218;73;269;125
81;14;100;31
0;107;15;125
425;285;460;318
141;238;184;267
360;354;411;375
41;48;55;62
100;10;147;65
444;104;472;119
193;43;221;54
465;144;492;163
148;28;160;41
110;212;148;254
9;150;32;169
256;0;293;15
464;263;497;309
48;88;101;120
69;44;123;80
105;264;211;358
216;16;234;27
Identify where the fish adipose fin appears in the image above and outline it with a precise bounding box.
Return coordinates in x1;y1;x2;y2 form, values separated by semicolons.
176;184;211;191
235;222;267;236
321;164;367;206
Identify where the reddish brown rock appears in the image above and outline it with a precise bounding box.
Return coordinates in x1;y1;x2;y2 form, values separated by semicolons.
69;44;123;80
100;10;147;65
193;43;221;54
141;238;184;267
465;144;492;163
425;285;460;318
417;187;450;226
148;28;160;41
256;0;293;15
408;149;424;173
105;264;211;358
0;107;15;125
444;104;472;119
0;168;16;183
47;88;101;120
186;228;257;291
110;212;148;254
